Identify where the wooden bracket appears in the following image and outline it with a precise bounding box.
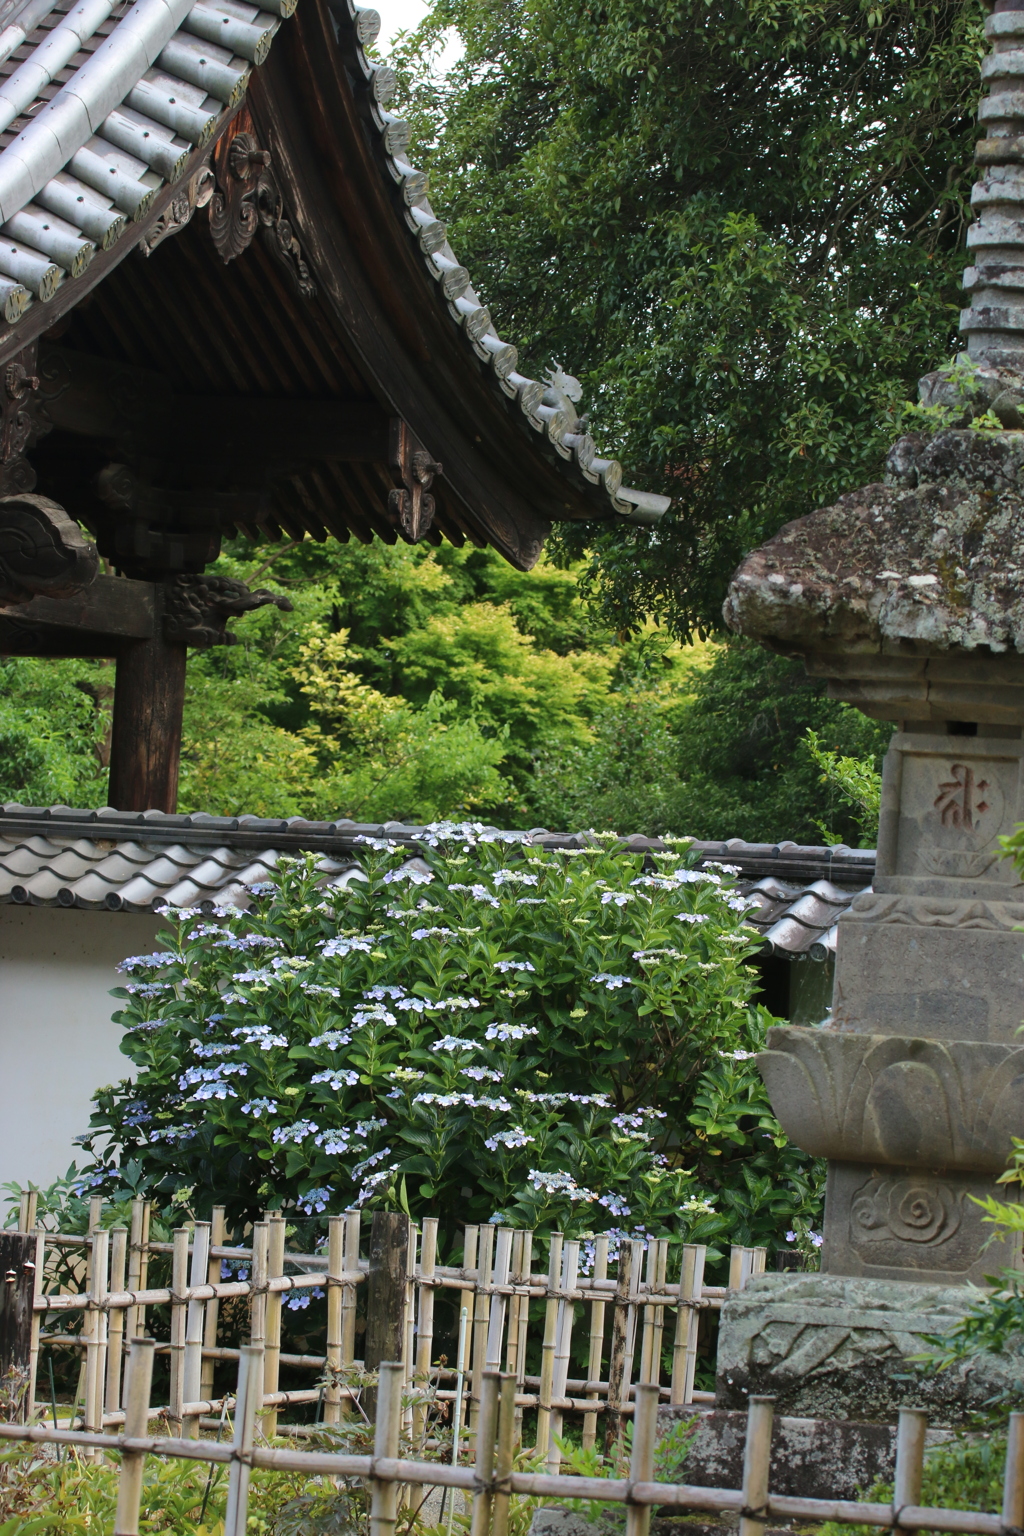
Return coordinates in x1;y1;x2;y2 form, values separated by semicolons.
388;419;442;542
0;493;98;604
0;340;52;493
162;572;293;648
210;109;272;263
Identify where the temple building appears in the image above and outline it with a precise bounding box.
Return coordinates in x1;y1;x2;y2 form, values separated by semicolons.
0;0;668;812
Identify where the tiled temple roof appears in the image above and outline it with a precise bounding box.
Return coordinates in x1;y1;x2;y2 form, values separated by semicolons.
0;804;873;955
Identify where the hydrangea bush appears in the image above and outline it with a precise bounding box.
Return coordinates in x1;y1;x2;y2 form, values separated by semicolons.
79;827;823;1260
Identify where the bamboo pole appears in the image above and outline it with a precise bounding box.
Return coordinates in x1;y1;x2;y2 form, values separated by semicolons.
605;1238;634;1455
504;1231;525;1380
105;1227;128;1416
485;1226;513;1371
182;1221;210;1439
414;1217;438;1440
728;1245;745;1291
404;1224;418;1442
671;1244;706;1406
113;1338;155;1536
513;1229;531;1444
1003;1412;1024;1531
263;1213;286;1436
200;1207;226;1405
26;1226;44;1422
639;1240;658;1384
445;1305;470;1535
224;1345;262;1536
751;1246;767;1279
619;1240;643;1408
469;1223;494;1431
341;1209;360;1384
626;1381;659;1536
459;1225;478;1345
492;1372;517;1536
534;1232;563;1457
648;1238;668;1390
325;1215;345;1427
84;1226;109;1445
137;1202;151;1339
739;1396;775;1536
167;1228;189;1437
125;1200;144;1343
369;1361;404;1536
547;1237;580;1471
894;1407;928;1534
470;1370;500;1536
17;1188;37;1231
249;1223;269;1350
583;1234;609;1451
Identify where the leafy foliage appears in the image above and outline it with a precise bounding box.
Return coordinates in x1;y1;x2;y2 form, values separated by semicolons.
78;830;823;1260
389;0;984;636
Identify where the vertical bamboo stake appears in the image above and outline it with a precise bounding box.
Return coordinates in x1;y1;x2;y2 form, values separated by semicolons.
728;1245;745;1291
89;1196;104;1235
751;1246;767;1279
26;1226;44;1423
404;1224;418;1439
485;1226;513;1370
414;1217;438;1439
620;1239;644;1406
262;1213;286;1437
182;1221;210;1438
513;1229;531;1443
167;1227;188;1437
126;1200;144;1344
1003;1411;1024;1532
325;1214;345;1426
893;1407;928;1534
582;1234;609;1451
671;1244;706;1406
639;1239;658;1384
369;1361;404;1536
224;1345;262;1536
342;1209;360;1374
504;1231;525;1379
249;1222;270;1353
459;1225;479;1341
25;1189;37;1230
491;1372;517;1536
105;1227;128;1416
739;1396;775;1536
469;1222;494;1431
84;1227;108;1440
547;1237;580;1471
470;1370;500;1536
534;1231;562;1456
113;1338;155;1536
200;1207;226;1406
136;1202;151;1339
446;1304;471;1535
625;1381;659;1536
648;1238;669;1392
605;1237;634;1454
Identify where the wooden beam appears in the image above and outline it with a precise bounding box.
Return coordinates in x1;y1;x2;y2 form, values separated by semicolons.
108;590;187;813
0;574;155;640
38;344;391;466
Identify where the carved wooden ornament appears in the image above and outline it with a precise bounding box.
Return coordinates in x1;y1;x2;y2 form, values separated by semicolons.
210;111;272;264
388;418;442;542
163;573;293;648
0;493;98;605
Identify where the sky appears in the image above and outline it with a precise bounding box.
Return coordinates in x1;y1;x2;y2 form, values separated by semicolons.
376;0;432;52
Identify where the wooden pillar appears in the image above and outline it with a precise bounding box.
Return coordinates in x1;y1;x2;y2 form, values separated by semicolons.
107;608;187;813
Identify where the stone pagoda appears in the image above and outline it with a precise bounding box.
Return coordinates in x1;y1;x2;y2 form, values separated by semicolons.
716;1;1024;1423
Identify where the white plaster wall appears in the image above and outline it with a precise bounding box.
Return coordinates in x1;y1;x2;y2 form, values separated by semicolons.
0;905;161;1188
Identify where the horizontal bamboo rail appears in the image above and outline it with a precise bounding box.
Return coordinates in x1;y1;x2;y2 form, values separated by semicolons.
17;1191;770;1437
1;1358;1020;1536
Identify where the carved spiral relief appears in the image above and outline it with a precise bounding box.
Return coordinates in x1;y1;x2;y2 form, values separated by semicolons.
851;1176;962;1247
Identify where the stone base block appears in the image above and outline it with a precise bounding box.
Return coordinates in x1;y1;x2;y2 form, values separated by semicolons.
715;1273;1024;1424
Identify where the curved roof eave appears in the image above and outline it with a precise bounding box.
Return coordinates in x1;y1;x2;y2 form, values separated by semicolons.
0;0;669;556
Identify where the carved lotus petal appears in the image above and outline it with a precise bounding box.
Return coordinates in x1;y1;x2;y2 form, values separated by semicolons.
758;1025;1024;1172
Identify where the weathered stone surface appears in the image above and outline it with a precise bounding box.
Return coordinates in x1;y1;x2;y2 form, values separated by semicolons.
822;1161;1019;1284
715;1273;1024;1423
723;430;1024;659
659;1407;898;1500
758;1026;1024;1174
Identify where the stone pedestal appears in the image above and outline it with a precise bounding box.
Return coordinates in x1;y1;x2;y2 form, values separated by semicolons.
719;427;1024;1416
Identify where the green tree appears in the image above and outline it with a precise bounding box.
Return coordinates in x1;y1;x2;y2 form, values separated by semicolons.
391;0;984;635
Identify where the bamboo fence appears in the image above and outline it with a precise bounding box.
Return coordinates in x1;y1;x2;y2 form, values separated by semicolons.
13;1188;772;1450
2;1347;1022;1536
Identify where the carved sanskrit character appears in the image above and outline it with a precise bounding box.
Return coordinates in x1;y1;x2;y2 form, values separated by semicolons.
934;764;992;831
